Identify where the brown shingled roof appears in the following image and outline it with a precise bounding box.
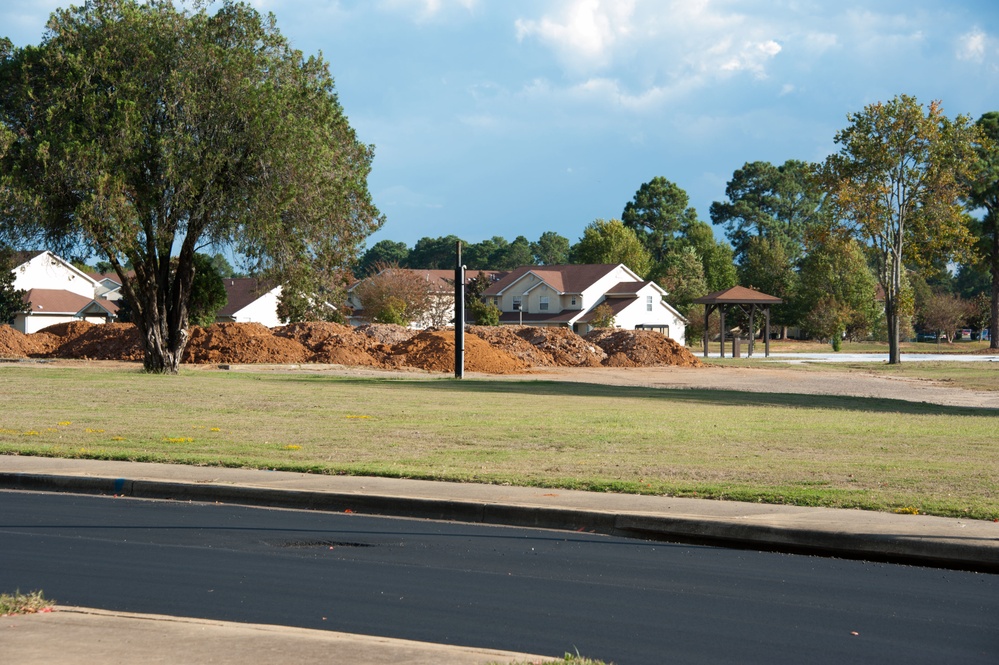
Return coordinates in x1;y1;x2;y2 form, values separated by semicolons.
23;289;96;314
483;264;620;296
218;278;274;317
693;285;783;304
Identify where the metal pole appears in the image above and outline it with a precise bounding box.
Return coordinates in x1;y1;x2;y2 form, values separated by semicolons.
454;241;465;379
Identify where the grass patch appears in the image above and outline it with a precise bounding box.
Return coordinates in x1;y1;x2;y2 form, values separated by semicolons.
1;365;997;520
0;590;53;615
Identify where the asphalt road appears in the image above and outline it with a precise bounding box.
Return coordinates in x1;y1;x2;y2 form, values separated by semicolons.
2;490;997;664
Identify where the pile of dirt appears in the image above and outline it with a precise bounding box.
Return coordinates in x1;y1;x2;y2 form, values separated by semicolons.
515;326;606;367
355;323;418;346
391;329;530;373
275;322;387;366
9;319;704;372
53;323;144;361
184;322;309;364
467;325;557;367
585;329;702;368
0;326;44;358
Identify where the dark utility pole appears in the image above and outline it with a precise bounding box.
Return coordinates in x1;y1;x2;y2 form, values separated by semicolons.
454;241;465;379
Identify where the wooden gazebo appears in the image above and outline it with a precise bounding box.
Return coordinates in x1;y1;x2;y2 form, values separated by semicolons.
693;286;783;358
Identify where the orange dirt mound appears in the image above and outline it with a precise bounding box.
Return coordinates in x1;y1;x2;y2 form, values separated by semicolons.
0;326;46;357
467;325;557;367
584;329;702;367
184;322;309;364
274;322;387;366
515;327;606;367
53;323;144;361
36;320;95;341
391;330;530;374
355;323;419;346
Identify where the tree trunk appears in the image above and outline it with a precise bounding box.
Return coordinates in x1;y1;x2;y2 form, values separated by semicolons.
885;292;901;364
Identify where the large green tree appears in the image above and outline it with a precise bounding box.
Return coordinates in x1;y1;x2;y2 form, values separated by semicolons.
531;231;570;265
357;240;409;277
0;1;382;373
571;219;652;277
818;95;980;363
622;177;699;263
966;111;999;349
795;233;881;341
406;235;464;269
710;160;827;264
737;236;799;329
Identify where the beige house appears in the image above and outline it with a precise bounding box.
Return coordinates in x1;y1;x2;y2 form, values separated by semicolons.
482;264;687;344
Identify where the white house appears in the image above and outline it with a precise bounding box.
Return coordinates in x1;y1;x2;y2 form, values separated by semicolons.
481;264;687;345
215;278;283;328
9;251;118;333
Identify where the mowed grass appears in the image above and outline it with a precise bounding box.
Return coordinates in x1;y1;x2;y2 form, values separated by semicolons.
1;365;997;520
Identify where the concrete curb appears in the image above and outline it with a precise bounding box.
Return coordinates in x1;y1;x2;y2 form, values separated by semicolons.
3;471;998;573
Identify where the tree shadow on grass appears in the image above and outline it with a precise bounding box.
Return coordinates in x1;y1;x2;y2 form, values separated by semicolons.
288;376;999;418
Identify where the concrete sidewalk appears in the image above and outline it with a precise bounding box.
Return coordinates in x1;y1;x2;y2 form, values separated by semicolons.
2;455;998;664
2;606;553;665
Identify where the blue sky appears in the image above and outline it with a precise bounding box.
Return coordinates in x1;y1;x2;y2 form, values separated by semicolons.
3;1;998;251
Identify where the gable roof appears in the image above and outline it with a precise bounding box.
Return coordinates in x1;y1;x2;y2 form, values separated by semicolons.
218;278;278;317
693;285;783;305
13;251;100;288
349;269;505;294
22;288;117;316
483;264;623;297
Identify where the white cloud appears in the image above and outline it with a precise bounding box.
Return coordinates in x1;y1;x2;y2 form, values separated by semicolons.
514;0;636;72
957;28;989;63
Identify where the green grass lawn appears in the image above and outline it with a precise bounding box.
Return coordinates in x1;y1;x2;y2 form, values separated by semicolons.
1;364;997;520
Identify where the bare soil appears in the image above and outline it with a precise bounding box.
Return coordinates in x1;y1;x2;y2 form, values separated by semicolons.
2;321;995;408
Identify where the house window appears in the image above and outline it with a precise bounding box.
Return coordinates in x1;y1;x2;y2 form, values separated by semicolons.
647;295;653;312
571;296;577;306
540;296;549;311
512;296;522;311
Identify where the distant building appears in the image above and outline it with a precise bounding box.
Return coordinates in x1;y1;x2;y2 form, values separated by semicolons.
215;278;283;328
9;251;118;333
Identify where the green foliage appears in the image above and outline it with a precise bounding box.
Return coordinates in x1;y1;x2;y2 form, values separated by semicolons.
652;246;707;318
188;253;228;328
918;292;969;343
468;299;501;325
622;176;699;263
738;236;799;327
207;253;240;279
966;111;999;348
818;95;981;363
407;235;464;269
276;286;343;324
0;246;28;324
710;160;828;264
589;302;616;328
0;0;381;372
795;233;881;341
531;231;571;265
357;240;410;277
571;219;652;277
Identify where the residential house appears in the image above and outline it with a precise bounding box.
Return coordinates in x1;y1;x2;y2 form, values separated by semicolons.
481;264;687;344
347;268;503;329
215;278;283;328
9;251;118;333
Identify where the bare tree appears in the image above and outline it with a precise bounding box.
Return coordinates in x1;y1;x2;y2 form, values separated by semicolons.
353;263;434;327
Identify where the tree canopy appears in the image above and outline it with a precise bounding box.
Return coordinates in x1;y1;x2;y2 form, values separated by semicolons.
622;177;699;263
966;111;999;349
571;219;652;277
818;95;981;363
0;0;382;372
710;160;828;265
0;246;28;324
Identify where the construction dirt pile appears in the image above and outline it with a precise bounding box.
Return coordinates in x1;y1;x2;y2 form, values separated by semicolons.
2;321;702;373
274;322;387;367
585;329;703;368
391;329;530;373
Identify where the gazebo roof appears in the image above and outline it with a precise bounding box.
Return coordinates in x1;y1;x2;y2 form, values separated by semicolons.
693;285;783;305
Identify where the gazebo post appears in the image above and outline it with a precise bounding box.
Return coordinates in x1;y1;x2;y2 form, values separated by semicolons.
703;305;710;358
719;307;725;358
748;304;756;357
765;307;771;357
